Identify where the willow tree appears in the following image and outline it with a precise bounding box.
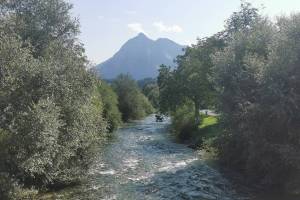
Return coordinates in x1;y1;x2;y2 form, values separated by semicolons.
1;0;80;57
0;0;107;196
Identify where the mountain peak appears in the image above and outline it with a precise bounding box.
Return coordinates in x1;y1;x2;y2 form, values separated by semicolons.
137;32;146;37
96;34;184;80
135;32;149;40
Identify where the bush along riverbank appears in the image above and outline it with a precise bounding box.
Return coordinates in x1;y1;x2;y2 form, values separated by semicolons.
0;0;109;198
158;2;300;195
0;0;154;199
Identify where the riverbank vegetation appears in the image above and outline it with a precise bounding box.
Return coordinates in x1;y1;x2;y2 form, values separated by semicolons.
97;81;122;132
112;74;154;122
138;78;160;110
0;0;154;199
158;2;300;194
0;0;107;198
2;0;300;197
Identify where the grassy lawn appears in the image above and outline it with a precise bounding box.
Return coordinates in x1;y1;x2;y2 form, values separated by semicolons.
187;115;222;160
199;115;221;139
200;115;218;128
189;114;221;148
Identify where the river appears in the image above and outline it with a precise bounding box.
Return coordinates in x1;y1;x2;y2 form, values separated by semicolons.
43;115;299;200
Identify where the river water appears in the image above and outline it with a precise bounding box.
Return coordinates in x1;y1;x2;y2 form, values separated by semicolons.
44;115;298;200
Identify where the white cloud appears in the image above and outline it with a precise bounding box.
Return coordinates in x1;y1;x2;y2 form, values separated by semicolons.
153;21;183;33
127;23;147;34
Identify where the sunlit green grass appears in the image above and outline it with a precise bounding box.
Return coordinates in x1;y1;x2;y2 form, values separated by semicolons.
196;115;221;159
199;115;218;129
189;115;221;148
199;115;220;138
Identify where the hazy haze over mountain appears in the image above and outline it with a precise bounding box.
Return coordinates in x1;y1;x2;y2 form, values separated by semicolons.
96;33;184;80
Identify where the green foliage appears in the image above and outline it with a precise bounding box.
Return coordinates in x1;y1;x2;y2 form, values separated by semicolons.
137;77;156;89
198;115;221;148
0;0;108;196
142;82;160;109
171;107;221;147
212;2;272;177
137;78;159;109
157;34;225;145
0;31;107;190
0;173;18;200
158;36;224;123
157;1;300;191
171;101;197;141
212;3;300;190
158;65;184;114
0;129;16;200
1;0;79;57
97;81;122;132
2;0;300;196
225;2;260;37
112;74;154;121
174;114;222;151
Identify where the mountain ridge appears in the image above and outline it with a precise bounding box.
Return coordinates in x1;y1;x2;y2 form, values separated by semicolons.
95;33;184;80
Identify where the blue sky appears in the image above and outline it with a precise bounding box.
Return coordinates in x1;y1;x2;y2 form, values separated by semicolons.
68;0;300;64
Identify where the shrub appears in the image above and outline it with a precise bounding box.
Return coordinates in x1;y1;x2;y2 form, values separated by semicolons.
0;27;107;191
171;102;197;141
112;74;154;121
97;81;122;132
141;82;160;109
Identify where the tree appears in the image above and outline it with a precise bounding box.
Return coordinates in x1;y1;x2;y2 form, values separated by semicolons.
142;83;160;109
97;81;122;132
176;36;225;123
256;13;300;187
157;65;183;114
211;2;298;187
0;0;79;57
225;1;260;37
0;0;107;195
137;78;159;109
112;74;153;121
157;35;224;124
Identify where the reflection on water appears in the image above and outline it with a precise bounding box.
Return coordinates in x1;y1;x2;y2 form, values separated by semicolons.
41;115;298;200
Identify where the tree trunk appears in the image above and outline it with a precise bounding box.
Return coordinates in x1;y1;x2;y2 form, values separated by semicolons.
194;102;200;125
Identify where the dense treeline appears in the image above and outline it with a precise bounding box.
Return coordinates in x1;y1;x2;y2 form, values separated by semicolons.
158;2;300;193
138;78;160;109
0;0;153;199
112;74;154;122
